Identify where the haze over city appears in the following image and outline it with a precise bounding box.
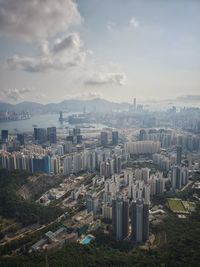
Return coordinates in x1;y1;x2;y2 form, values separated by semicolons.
0;0;200;104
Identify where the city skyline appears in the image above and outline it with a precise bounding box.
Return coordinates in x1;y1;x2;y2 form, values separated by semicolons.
0;0;200;104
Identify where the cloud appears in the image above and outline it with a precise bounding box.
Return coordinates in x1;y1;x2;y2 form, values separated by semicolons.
107;17;139;33
175;95;200;103
39;40;50;57
7;54;84;72
129;17;140;29
84;73;127;86
7;56;53;72
66;91;102;100
1;1;128;82
82;92;102;99
53;33;81;54
0;0;81;42
7;33;85;72
2;88;31;101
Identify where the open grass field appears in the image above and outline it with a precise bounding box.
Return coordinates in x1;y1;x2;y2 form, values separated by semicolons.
167;198;186;213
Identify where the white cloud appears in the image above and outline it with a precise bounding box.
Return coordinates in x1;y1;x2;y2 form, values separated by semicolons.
53;33;81;54
7;33;85;72
1;0;128;87
66;91;102;100
84;73;127;86
129;17;140;29
7;56;53;72
39;40;50;57
2;88;31;101
1;0;84;72
0;0;81;42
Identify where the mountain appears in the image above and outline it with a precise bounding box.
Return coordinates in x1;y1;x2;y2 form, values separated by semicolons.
175;95;200;103
15;101;44;113
1;95;199;114
0;98;130;114
0;101;14;110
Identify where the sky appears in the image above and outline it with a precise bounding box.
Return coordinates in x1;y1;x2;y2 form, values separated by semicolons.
0;0;199;104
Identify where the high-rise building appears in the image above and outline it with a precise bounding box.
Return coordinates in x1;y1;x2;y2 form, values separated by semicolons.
47;127;57;144
143;184;150;203
63;141;73;154
59;111;63;122
155;176;165;195
152;153;170;171
86;193;99;214
171;165;188;190
51;156;60;175
32;155;51;175
131;199;149;243
34;128;47;144
149;173;165;196
66;135;74;143
176;145;182;165
112;131;119;145
112;196;129;240
102;203;112;220
54;144;64;156
100;132;108;146
17;134;25;145
34;128;38;141
63;155;73;175
73;153;82;173
1;130;8;142
124;169;133;186
100;160;113;178
103;192;113;204
139;129;146;141
85;151;96;172
126;140;160;154
67;128;82;144
114;155;122;174
141;168;150;183
76;134;83;144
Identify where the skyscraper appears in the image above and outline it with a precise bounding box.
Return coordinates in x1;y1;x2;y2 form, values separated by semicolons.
47;127;57;144
86;193;99;214
17;134;25;145
76;134;83;144
63;155;73;175
112;196;129;240
139;129;146;141
171;165;188;190
102;203;112;221
1;130;8;142
34;128;47;144
63;141;73;154
100;132;108;146
112;131;119;145
114;155;122;174
131;199;149;243
176;145;182;165
51;156;60;175
67;128;82;144
32;155;51;175
59;111;63;122
73;153;82;173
